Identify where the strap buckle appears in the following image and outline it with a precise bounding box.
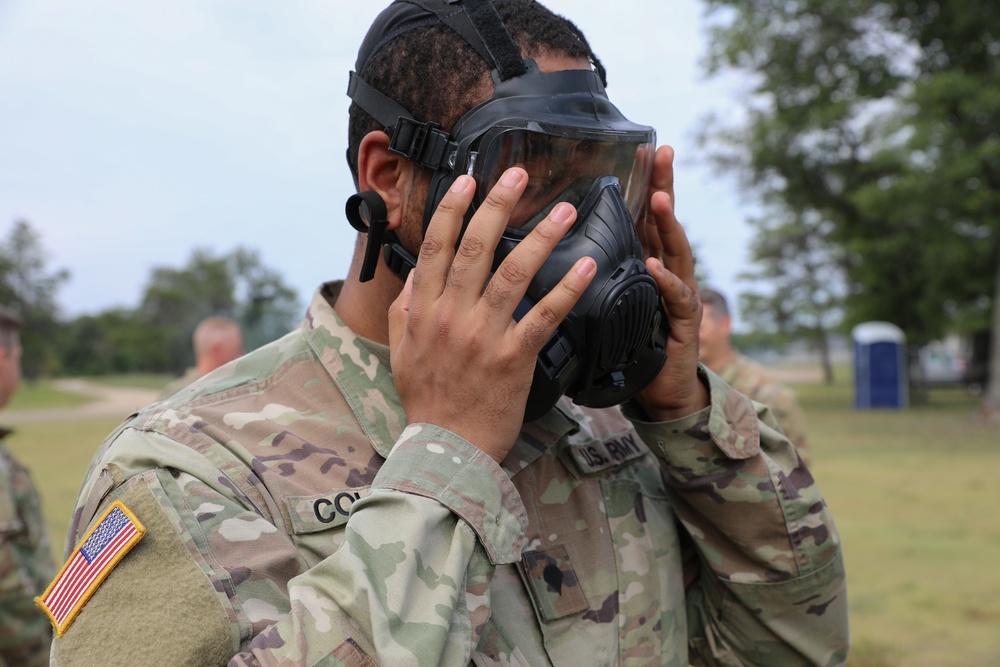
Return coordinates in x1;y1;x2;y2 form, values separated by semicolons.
387;117;451;169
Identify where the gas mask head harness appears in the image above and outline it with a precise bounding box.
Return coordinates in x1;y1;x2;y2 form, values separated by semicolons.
347;0;669;420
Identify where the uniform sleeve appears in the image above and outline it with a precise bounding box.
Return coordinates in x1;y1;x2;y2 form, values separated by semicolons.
51;424;527;667
626;368;849;667
0;538;52;667
235;423;527;666
0;456;54;667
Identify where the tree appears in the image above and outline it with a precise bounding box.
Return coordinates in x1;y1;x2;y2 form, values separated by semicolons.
698;0;1000;410
139;248;237;373
138;247;301;373
0;220;69;378
737;205;845;383
987;264;1000;420
57;245;302;377
887;0;1000;419
227;247;303;352
60;309;170;376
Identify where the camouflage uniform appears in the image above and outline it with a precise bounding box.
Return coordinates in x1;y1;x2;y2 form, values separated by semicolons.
49;282;849;666
715;354;811;463
0;428;55;667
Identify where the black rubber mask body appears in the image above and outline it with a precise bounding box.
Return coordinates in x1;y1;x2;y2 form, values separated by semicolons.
496;175;668;421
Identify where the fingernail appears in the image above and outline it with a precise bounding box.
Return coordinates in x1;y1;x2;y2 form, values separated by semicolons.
500;168;523;187
450;176;471;193
576;257;596;277
550;202;574;224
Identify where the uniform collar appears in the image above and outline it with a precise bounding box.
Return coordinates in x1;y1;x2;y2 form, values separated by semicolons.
302;281;406;460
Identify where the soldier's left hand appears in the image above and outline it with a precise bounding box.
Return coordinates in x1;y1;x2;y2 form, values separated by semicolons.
634;145;709;420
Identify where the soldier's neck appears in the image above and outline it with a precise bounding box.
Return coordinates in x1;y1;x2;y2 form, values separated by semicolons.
333;263;403;345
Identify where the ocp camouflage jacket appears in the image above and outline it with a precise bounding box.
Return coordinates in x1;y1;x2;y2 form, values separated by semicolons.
49;282;849;666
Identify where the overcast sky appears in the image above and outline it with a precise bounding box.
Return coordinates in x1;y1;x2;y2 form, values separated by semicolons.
0;0;757;325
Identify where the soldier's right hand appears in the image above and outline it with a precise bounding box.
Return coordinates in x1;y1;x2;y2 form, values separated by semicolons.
387;168;595;463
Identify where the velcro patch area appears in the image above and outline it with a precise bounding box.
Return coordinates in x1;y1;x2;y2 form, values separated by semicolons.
36;500;146;637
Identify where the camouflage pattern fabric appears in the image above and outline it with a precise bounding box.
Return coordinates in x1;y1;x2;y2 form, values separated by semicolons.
0;431;56;667
50;282;849;666
715;354;812;463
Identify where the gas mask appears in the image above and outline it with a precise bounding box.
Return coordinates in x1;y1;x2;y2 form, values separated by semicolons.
346;0;669;421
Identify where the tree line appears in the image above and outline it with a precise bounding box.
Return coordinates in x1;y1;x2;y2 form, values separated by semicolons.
698;0;999;416
0;220;302;380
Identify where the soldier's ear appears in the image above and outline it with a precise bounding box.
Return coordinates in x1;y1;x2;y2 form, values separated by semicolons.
358;130;410;231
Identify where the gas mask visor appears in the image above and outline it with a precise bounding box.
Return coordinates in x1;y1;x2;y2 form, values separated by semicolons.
416;62;657;234
470;123;656;232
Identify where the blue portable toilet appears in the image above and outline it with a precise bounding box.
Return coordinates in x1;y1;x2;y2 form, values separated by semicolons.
852;321;908;409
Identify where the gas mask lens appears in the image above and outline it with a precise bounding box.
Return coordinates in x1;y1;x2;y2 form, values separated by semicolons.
475;128;655;231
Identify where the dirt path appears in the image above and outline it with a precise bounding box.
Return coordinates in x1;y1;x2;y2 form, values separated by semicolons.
3;379;161;424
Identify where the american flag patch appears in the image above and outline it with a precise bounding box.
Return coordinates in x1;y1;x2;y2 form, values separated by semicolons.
36;500;145;637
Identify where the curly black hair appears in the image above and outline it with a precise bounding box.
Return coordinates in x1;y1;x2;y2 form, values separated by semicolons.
346;0;605;186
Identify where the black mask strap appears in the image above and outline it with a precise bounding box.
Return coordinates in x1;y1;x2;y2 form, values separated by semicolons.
345;0;530;281
382;239;417;281
348;73;455;170
347;0;527;170
440;0;527;82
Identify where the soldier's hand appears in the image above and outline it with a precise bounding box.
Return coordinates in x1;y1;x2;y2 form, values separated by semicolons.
388;168;596;463
635;146;709;420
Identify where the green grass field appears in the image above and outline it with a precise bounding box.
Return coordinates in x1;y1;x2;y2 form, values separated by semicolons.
4;371;999;665
6;417;124;557
791;375;1000;667
6;380;92;410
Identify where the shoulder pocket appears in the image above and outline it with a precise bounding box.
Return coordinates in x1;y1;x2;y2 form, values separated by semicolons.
51;474;235;665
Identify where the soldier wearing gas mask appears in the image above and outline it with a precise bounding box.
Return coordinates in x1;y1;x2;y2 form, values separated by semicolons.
46;1;849;665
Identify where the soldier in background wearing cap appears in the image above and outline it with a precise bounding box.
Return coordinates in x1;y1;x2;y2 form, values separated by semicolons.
0;305;56;667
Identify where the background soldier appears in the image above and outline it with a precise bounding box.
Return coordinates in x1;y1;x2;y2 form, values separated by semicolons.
160;315;243;399
0;305;55;667
699;286;812;462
